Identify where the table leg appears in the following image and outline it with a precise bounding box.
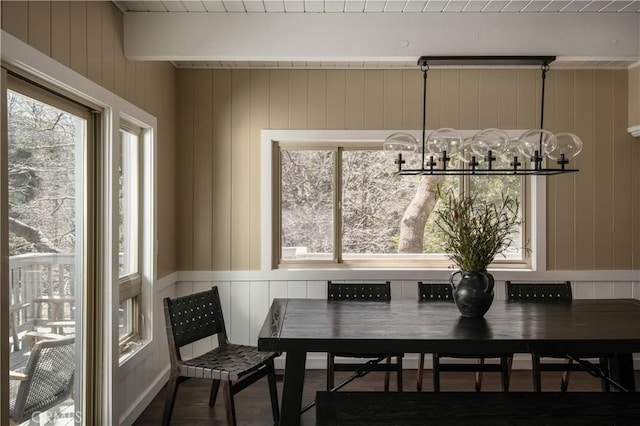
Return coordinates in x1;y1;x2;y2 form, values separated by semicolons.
279;351;306;426
607;353;635;392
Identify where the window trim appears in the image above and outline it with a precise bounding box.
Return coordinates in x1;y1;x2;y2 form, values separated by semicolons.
262;130;546;272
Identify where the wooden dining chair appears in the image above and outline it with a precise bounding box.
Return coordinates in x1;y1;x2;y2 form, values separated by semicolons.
163;287;280;426
417;282;511;392
326;281;404;392
505;280;610;392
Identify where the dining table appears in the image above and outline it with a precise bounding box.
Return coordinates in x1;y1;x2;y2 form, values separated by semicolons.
258;298;640;426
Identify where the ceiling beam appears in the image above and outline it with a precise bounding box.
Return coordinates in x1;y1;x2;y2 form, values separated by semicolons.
124;12;639;63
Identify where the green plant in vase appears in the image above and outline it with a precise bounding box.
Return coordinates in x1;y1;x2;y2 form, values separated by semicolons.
434;187;522;318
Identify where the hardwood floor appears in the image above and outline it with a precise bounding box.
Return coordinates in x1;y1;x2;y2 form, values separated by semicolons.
134;367;633;425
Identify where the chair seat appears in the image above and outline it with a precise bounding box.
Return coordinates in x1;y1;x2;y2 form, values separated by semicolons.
180;343;278;381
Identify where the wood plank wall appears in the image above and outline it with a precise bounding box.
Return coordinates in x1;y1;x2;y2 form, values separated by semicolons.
1;0;177;278
177;68;640;271
630;65;640;129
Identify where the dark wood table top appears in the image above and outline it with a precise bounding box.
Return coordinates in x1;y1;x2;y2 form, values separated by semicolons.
258;298;640;355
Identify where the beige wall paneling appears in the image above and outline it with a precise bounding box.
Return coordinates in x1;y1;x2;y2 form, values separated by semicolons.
51;1;70;68
69;1;87;77
364;70;384;130
629;66;639;128
440;69;460;129
250;70;270;269
633;127;640;270
125;59;136;105
28;1;51;57
192;70;213;270
135;61;146;111
497;70;517;129
326;70;346;130
113;3;126;101
231;70;252;270
402;70;421;130
553;70;577;270
516;70;537;130
86;0;102;85
426;69;442;129
1;1;28;41
269;70;289;129
383;70;403;130
613;70;633;269
289;70;308;129
545;71;558;269
307;70;327;130
573;70;596;269
594;70;615;269
459;69;479;130
100;2;116;94
177;70;195;270
478;70;498;129
345;70;365;129
213;69;232;270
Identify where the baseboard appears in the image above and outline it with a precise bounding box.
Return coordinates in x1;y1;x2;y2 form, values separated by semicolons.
119;365;170;426
275;353;640;371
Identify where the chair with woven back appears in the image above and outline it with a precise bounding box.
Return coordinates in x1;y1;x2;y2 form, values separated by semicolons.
416;282;512;392
163;287;280;426
9;336;75;425
505;280;610;392
326;281;404;392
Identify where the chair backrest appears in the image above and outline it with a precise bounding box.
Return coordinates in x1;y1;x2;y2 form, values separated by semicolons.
418;282;454;303
505;281;572;302
11;336;75;423
327;281;391;301
163;287;228;359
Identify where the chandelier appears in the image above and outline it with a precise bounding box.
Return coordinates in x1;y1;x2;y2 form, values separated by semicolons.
383;56;582;176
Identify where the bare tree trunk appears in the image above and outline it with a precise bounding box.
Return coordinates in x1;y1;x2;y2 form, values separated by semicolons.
9;216;61;253
398;176;443;253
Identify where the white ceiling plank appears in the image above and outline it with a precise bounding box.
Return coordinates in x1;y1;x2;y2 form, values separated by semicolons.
222;0;248;11
502;1;533;12
264;0;286;11
462;1;490;12
620;1;640;11
539;0;571;11
560;0;591;11
344;0;367;11
579;1;610;12
384;0;409;12
183;1;209;12
423;0;449;12
403;0;428;11
305;0;326;11
244;1;267;12
480;0;509;11
601;1;635;12
325;0;346;12
141;1;168;12
443;1;469;12
365;0;387;12
521;1;553;12
161;1;188;11
284;0;305;11
122;1;149;12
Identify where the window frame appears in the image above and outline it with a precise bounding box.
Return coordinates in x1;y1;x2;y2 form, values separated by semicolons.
262;130;545;272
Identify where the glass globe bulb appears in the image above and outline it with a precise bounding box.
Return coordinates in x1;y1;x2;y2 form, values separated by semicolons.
470;128;510;159
500;138;528;167
457;137;475;163
383;132;418;157
426;128;463;156
517;129;557;158
547;132;583;161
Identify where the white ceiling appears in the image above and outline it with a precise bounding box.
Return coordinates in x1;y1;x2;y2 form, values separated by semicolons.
116;1;640;69
114;1;640;14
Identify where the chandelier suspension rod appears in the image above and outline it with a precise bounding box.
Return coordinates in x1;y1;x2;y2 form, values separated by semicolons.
421;64;428;170
538;63;550;169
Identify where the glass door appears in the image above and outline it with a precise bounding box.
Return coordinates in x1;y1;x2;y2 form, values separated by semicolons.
5;74;94;425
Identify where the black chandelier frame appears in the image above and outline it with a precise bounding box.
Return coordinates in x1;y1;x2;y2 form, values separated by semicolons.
392;56;579;176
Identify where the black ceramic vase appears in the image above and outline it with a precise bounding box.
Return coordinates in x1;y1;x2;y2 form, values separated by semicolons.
449;270;495;318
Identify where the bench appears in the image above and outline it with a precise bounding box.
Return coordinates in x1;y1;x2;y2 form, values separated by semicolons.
316;391;640;425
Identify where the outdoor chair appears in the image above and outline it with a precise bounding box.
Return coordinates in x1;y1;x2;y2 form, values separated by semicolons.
506;280;610;392
163;287;280;426
9;336;75;425
417;282;511;392
326;281;404;392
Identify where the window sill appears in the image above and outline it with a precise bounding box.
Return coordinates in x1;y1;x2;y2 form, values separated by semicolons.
119;338;152;373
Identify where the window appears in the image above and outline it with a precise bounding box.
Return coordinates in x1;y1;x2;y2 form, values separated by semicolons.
118;124;142;351
273;132;529;269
